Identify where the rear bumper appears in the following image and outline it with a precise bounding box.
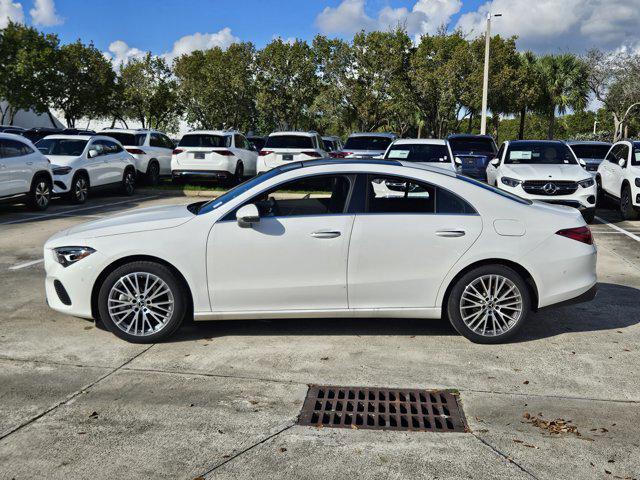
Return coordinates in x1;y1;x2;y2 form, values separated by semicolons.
538;284;597;311
172;170;232;181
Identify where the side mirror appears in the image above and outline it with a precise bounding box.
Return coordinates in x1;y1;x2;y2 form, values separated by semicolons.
236;204;260;228
454;156;462;166
618;158;626;168
88;149;99;158
578;158;586;167
490;158;500;167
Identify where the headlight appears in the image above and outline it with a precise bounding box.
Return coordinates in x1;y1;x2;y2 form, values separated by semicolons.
500;177;522;187
578;177;595;188
635;178;640;188
52;166;72;175
53;247;95;267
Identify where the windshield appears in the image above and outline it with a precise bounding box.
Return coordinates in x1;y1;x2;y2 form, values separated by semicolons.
35;138;88;156
386;144;450;163
179;134;229;148
449;137;496;154
344;136;393;151
505;142;576;165
264;135;313;149
197;164;300;215
569;144;611;160
633;143;640;166
102;132;145;146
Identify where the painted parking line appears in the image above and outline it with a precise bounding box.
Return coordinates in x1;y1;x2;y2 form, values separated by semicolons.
8;258;44;271
0;196;158;226
595;216;640;243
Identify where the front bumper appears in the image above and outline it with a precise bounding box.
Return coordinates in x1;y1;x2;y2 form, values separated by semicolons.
52;173;73;194
499;182;597;210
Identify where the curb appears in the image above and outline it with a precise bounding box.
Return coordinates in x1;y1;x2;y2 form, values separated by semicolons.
137;188;226;198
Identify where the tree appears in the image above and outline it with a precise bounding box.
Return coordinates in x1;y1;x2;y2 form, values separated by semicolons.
118;53;181;131
255;38;318;132
174;42;256;131
586;49;640;141
53;40;116;128
0;22;59;125
537;53;589;139
512;51;544;139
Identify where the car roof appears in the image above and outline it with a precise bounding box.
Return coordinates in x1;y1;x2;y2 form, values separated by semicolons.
41;134;94;141
506;140;566;145
185;130;236;136
347;132;396;138
391;138;447;146
322;136;340;140
101;129;152;134
0;132;30;140
447;134;494;140
565;140;612;146
269;131;316;137
279;158;458;179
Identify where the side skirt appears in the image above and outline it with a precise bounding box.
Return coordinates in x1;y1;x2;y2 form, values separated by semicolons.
193;307;441;321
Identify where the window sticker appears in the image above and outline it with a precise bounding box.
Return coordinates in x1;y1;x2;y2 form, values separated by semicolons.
509;150;532;160
388;150;410;159
635;152;640;163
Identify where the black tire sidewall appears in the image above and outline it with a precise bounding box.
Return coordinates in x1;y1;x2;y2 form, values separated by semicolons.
97;261;187;343
447;265;531;344
147;162;159;186
28;175;51;210
621;186;638;220
122;169;136;195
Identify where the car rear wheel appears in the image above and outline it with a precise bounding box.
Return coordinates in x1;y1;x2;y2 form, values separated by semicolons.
620;185;639;220
97;261;188;343
146;161;160;186
27;175;51;211
67;173;89;204
121;168;136;196
447;265;531;344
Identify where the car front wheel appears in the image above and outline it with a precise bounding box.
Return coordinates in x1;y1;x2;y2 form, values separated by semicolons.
27;175;52;211
68;173;89;204
447;265;531;344
121;169;136;196
97;261;187;343
620;185;639;220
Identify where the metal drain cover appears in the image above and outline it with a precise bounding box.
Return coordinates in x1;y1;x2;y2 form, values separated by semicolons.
298;385;468;433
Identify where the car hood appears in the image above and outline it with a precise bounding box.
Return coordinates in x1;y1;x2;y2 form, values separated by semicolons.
48;155;81;166
46;204;196;245
501;164;588;181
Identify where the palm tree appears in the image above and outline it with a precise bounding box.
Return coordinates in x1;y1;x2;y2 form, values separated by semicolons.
513;51;543;139
538;54;589;139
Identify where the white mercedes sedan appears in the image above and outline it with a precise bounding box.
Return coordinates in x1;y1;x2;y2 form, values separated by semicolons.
44;159;597;344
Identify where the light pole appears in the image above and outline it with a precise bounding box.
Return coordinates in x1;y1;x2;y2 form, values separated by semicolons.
480;12;502;135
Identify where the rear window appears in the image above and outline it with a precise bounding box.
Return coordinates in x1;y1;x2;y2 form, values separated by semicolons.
344;136;393;151
448;137;496;154
101;132;146;146
505;142;576;165
35;138;88;156
386;144;450;163
179;134;230;148
323;139;337;151
264;135;313;149
569;144;611;160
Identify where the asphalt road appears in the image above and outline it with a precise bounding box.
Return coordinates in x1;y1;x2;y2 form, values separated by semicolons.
0;192;638;480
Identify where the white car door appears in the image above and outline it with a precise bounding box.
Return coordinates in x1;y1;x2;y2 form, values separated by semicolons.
85;140;111;186
207;174;355;312
601;145;619;196
348;174;482;309
611;143;630;197
149;133;173;175
236;134;258;176
0;139;29;195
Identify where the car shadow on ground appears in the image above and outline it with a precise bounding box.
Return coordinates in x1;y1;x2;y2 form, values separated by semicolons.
168;282;639;344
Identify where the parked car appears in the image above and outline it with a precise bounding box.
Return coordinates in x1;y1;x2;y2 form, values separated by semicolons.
22;127;64;144
486;140;597;223
44;159;597;344
322;135;343;155
0;133;53;210
383;139;456;171
35;135;136;204
0;125;26;135
101;129;174;185
256;131;327;174
447;134;498;181
596;141;640;220
247;135;266;153
171;130;257;186
566;141;612;173
334;133;397;159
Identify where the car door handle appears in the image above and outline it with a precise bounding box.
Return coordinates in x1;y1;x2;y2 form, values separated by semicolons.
311;230;341;239
26;161;33;165
436;230;466;237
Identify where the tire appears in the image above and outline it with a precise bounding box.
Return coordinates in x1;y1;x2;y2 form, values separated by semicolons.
121;168;136;196
146;161;160;186
67;173;89;204
27;175;52;211
620;185;639;220
447;265;531;344
595;175;606;207
97;261;188;343
581;208;595;224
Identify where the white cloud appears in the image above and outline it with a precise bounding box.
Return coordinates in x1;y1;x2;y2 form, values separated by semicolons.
455;0;640;53
105;40;146;67
29;0;63;26
163;27;239;61
0;0;24;28
315;0;462;39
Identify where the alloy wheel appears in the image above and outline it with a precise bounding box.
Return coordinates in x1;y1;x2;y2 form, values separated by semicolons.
75;177;88;202
35;181;50;208
459;274;523;337
125;171;135;194
107;272;174;337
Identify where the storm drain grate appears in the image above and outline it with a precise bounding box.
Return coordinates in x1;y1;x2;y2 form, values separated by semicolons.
298;385;468;433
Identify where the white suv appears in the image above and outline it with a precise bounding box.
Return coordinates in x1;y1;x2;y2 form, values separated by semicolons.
36;135;137;204
171;130;258;186
257;131;327;174
487;140;597;223
101;129;174;185
0;133;53;210
383;139;456;171
597;141;640;220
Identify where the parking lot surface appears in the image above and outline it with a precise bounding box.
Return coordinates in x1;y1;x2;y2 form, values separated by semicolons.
0;192;639;480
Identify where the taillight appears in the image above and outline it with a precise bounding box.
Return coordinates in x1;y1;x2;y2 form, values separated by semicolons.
333;151;351;158
259;150;273;156
302;151;322;158
126;148;145;155
172;148;184;155
216;150;234;156
556;226;593;245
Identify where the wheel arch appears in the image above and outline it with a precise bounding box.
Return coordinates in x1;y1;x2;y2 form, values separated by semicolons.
73;168;90;186
440;258;539;315
146;158;159;173
90;254;194;321
621;178;630;196
31;170;53;187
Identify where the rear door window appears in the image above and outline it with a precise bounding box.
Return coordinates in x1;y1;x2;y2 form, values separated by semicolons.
0;139;32;158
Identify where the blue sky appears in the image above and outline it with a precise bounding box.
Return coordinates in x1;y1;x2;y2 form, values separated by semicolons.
3;0;638;61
